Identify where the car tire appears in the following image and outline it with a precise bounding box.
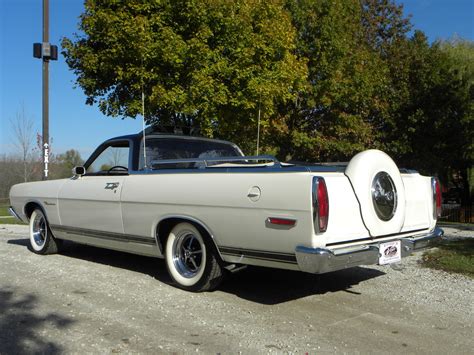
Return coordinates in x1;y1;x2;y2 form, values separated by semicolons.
165;222;224;292
29;208;61;255
345;149;406;237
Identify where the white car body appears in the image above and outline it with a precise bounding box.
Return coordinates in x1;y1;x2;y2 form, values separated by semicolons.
9;132;443;290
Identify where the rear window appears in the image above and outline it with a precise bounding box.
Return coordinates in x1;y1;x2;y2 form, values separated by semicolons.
139;138;241;170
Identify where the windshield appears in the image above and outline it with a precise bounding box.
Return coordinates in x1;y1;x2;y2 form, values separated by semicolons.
139;137;242;170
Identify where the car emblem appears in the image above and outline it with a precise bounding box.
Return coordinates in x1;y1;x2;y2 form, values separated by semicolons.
105;182;120;191
371;172;397;221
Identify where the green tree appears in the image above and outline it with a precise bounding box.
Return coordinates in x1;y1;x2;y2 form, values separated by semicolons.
52;149;84;179
62;0;473;199
62;0;307;153
277;0;396;162
56;149;84;170
375;30;473;199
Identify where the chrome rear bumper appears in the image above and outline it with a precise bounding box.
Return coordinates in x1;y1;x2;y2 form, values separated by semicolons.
295;227;444;274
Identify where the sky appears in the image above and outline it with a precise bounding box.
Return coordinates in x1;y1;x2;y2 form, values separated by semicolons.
0;0;473;160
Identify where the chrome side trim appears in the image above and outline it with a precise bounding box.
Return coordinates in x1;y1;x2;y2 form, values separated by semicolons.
8;207;23;222
220;246;297;264
128;165;345;175
295;227;443;274
149;154;280;168
155;214;224;260
50;224;156;245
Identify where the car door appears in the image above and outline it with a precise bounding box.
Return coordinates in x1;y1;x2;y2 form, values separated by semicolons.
57;141;130;234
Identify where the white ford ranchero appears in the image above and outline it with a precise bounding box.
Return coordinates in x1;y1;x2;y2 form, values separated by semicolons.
9;130;443;291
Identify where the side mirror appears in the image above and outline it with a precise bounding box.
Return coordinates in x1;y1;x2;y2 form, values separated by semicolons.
72;166;86;176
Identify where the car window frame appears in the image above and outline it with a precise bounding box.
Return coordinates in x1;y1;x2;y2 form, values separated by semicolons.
82;139;132;176
137;136;243;171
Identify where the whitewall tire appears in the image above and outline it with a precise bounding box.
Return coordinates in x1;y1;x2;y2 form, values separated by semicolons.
165;222;224;292
345;150;406;237
29;209;60;254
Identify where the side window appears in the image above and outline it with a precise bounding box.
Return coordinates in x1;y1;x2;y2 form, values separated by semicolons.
139;138;241;170
86;143;130;174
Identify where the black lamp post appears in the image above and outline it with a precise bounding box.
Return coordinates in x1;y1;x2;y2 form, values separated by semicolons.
33;0;57;179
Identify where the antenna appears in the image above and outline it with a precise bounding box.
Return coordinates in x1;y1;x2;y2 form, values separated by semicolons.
256;106;261;156
142;86;147;169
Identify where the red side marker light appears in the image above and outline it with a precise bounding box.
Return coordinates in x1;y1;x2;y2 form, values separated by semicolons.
267;217;297;226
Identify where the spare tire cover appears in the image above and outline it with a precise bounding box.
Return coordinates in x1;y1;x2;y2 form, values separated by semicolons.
345;150;406;237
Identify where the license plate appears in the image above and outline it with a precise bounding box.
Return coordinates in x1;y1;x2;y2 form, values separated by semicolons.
379;240;401;265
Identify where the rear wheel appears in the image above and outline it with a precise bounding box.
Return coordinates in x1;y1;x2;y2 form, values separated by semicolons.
165;222;223;292
29;209;60;254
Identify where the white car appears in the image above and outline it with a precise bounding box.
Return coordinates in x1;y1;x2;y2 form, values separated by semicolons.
9;130;443;291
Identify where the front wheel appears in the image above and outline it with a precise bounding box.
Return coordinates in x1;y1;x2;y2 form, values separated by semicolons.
29;209;60;254
165;222;224;292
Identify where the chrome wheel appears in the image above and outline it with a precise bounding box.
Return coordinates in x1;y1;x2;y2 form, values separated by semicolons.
172;231;204;278
165;222;224;291
371;171;398;221
32;211;47;248
29;208;60;254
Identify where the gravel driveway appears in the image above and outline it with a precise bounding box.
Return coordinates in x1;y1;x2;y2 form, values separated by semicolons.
0;224;472;354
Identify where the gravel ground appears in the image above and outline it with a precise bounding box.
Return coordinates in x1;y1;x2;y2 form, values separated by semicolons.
0;224;472;354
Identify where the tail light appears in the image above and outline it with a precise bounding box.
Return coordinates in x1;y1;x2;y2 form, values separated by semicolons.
312;177;329;233
431;177;442;220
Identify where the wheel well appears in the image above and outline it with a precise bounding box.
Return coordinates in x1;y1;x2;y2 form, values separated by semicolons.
156;218;222;261
24;202;43;220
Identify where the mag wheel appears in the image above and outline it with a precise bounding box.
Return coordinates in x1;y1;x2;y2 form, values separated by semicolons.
165;222;223;292
29;209;60;254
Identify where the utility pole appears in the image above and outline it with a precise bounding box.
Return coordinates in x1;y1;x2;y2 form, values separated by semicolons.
42;0;50;180
33;0;57;179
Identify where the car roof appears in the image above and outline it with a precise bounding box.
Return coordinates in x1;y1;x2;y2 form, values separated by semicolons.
104;132;236;146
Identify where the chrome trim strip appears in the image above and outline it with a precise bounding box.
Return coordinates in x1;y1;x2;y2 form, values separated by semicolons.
220;246;297;264
155;214;224;259
326;227;429;247
50;225;156;245
295;227;443;274
128;165;344;175
8;207;23;221
149;154;280;167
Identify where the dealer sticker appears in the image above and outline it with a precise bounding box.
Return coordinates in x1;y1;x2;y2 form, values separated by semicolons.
379;240;401;265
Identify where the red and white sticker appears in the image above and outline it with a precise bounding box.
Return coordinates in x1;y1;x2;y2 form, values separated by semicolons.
379;240;401;265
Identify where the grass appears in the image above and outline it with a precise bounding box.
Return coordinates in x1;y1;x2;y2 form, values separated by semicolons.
0;205;26;225
422;239;474;278
438;221;473;230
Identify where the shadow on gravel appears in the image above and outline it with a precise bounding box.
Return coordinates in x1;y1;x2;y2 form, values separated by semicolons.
7;238;29;247
7;238;384;304
58;240;385;304
7;238;170;281
59;241;172;282
219;266;385;304
0;287;74;354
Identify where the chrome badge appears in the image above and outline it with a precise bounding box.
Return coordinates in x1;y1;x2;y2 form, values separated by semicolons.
371;172;397;221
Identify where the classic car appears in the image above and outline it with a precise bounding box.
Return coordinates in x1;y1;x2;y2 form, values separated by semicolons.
9;130;443;291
